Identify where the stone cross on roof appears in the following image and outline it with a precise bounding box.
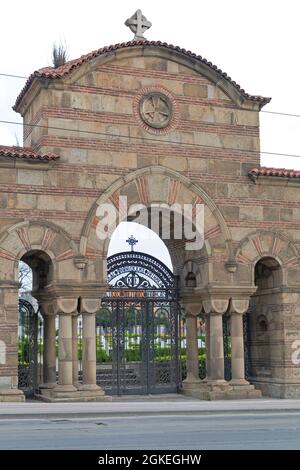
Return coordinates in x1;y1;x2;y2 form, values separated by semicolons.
125;10;152;41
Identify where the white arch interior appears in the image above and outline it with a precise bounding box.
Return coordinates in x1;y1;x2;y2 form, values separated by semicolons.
107;221;173;271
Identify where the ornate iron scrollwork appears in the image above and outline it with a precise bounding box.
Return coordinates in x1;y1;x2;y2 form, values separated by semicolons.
18;299;40;397
107;251;175;289
98;249;181;395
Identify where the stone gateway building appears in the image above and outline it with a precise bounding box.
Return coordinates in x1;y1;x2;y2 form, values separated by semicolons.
1;12;300;402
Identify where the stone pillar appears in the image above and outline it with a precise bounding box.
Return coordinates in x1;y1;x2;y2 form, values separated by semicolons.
203;314;211;381
42;314;56;388
53;298;78;395
80;299;103;393
0;283;25;402
57;313;76;390
203;298;229;383
82;313;98;389
72;315;79;387
209;313;225;381
230;299;250;386
182;302;202;391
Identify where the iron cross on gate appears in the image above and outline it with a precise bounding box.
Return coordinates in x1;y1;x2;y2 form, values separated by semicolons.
126;235;138;252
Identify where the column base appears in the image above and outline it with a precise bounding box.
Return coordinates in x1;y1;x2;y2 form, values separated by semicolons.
182;381;212;400
37;384;111;402
182;379;203;395
53;384;77;392
182;378;202;392
78;384;102;392
225;382;262;399
181;381;262;400
206;379;228;386
0;388;25;402
39;382;57;390
229;378;250;386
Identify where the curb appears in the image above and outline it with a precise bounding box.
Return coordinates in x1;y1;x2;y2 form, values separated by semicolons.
1;407;300;420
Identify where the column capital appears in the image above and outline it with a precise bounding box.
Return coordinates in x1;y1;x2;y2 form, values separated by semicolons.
38;301;56;317
203;298;229;315
230;298;250;315
182;301;202;317
80;298;100;314
54;298;78;315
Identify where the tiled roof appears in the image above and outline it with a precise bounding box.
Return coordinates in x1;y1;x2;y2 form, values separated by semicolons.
0;145;59;161
14;40;271;111
248;167;300;181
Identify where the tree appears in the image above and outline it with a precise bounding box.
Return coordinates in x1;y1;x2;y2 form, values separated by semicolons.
19;261;32;292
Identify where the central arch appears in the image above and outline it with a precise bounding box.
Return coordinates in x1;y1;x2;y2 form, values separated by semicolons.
79;165;232;286
95;223;181;395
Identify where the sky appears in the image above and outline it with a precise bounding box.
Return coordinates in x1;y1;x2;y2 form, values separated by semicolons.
2;1;300;264
107;222;172;269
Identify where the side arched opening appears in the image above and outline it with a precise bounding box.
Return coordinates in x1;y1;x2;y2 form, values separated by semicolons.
247;256;282;396
18;250;54;398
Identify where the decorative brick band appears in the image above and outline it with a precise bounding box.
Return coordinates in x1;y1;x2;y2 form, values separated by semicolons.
68;83;239;109
32;106;259;137
97;64;213;86
37;135;259;162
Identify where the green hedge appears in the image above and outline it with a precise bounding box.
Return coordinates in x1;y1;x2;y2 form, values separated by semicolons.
181;358;206;380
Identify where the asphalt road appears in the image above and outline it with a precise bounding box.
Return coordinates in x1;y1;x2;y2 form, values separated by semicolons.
1;412;300;450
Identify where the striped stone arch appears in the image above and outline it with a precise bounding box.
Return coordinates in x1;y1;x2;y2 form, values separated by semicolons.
0;220;77;283
234;230;300;285
79;166;232;283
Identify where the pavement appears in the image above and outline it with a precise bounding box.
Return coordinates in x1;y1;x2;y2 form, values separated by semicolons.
1;408;300;449
2;394;300;419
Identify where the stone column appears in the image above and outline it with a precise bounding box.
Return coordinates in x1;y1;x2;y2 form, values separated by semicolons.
203;314;211;381
182;302;202;390
57;314;75;390
0;283;25;402
72;315;79;388
42;314;56;388
230;299;250;386
53;298;78;394
203;298;229;383
80;299;101;391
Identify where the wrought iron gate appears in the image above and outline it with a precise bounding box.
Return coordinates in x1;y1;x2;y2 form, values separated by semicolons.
223;314;231;381
244;311;252;380
100;289;180;395
18;298;42;397
96;240;181;395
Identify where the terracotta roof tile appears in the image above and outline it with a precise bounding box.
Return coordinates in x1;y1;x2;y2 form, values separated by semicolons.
0;145;59;162
14;40;271;111
248;167;300;180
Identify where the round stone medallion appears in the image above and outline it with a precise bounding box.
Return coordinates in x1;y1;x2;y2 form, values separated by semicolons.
139;92;172;129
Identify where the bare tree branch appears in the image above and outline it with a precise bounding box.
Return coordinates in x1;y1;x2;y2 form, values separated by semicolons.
19;261;32;292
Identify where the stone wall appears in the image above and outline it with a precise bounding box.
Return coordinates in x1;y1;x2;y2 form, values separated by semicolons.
1;44;300;398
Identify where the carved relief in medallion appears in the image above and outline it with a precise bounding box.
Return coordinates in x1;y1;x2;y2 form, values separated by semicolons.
139;92;172;129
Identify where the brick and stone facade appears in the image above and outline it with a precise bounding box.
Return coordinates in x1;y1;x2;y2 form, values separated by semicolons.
1;40;300;401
